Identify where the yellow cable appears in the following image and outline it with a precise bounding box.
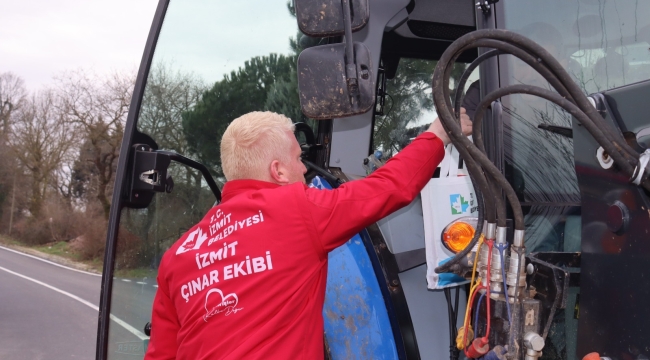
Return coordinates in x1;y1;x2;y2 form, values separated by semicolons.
457;236;484;350
463;237;484;321
457;280;481;349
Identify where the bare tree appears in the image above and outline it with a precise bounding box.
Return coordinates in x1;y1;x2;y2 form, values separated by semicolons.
139;63;206;152
0;73;28;232
138;62;209;200
0;72;27;139
57;70;135;218
9;91;75;217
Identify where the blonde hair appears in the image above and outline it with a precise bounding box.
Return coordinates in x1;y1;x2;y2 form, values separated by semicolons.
220;111;295;181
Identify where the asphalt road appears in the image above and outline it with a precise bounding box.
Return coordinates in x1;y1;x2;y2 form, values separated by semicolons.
0;246;158;360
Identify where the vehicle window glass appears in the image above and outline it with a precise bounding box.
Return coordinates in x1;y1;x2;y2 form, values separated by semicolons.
498;4;650;356
107;1;302;358
499;1;650;204
372;58;470;161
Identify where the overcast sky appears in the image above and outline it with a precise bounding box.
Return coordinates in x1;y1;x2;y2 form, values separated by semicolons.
150;0;297;85
0;0;159;91
1;0;299;92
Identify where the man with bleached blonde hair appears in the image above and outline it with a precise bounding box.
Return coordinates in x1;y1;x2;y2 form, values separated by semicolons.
146;110;472;360
220;111;305;184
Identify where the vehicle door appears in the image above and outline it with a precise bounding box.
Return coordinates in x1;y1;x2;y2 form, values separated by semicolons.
95;1;313;358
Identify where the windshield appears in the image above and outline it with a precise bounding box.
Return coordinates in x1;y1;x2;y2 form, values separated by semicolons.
499;0;650;205
372;58;470;161
497;2;650;359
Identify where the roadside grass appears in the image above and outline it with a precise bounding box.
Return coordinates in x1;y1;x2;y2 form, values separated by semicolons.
34;241;81;260
0;235;157;281
114;267;158;280
0;236;104;273
0;235;22;247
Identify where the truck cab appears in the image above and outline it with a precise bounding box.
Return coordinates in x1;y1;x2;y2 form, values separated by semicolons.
97;1;650;359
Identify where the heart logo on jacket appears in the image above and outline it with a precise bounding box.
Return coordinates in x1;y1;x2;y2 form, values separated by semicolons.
203;288;242;321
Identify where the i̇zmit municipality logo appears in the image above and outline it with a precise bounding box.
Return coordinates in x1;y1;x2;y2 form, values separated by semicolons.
449;194;470;215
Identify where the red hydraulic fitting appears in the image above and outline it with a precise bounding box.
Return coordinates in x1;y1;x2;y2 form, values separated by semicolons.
465;338;490;358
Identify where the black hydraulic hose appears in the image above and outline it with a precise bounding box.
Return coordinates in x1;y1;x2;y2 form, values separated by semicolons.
469;39;575;100
434;42;523;228
452;37;583;119
461;142;506;229
433;76;525;230
481;85;650;191
434;30;650;229
435;29;650;274
433;63;511;272
444;288;460;360
466;30;639;163
427;40;500;228
433;125;492;273
451;39;583;228
487;174;507;228
454;285;460;328
436;42;523;230
444;288;453;360
432;27;650;358
470;85;639;185
474;40;636;164
454;49;502;118
303;160;344;188
433;114;496;274
453;286;460;360
442;33;635;168
434;184;486;275
453;48;541;227
462;152;495;224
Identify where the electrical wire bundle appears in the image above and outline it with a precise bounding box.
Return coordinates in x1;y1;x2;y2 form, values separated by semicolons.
432;29;650;359
455;237;483;353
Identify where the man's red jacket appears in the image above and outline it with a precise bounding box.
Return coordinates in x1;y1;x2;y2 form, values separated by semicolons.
145;132;444;359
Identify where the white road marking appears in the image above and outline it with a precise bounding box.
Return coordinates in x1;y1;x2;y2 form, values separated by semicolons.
0;245;101;277
153;285;158;288
136;282;146;285
121;279;132;282
0;265;148;341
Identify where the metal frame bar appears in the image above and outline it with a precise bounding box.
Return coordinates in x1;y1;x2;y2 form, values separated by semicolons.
95;1;170;358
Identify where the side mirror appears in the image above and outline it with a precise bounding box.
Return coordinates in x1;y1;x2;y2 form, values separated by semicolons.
295;0;369;37
297;42;375;120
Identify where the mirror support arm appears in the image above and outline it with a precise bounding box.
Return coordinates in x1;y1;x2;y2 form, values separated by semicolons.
127;144;222;209
156;150;222;203
341;0;359;104
303;159;344;188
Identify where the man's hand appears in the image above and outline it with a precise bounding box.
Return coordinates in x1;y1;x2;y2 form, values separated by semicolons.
427;107;473;146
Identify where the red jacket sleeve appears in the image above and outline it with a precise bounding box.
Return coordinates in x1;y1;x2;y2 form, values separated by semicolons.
144;266;180;359
302;132;445;255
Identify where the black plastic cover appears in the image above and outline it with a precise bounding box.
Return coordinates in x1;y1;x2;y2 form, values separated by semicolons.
575;79;650;358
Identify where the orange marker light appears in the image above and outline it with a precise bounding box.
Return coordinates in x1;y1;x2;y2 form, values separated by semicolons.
442;218;480;253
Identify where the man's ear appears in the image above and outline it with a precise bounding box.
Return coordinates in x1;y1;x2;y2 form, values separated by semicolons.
270;160;289;185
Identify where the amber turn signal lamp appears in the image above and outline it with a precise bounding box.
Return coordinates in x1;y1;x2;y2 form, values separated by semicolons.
442;217;480;253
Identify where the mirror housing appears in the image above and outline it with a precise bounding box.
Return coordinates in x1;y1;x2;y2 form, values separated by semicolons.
294;0;369;37
297;42;375;120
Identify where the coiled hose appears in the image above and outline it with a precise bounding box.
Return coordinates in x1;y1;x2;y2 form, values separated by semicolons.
433;28;650;357
434;29;649;275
